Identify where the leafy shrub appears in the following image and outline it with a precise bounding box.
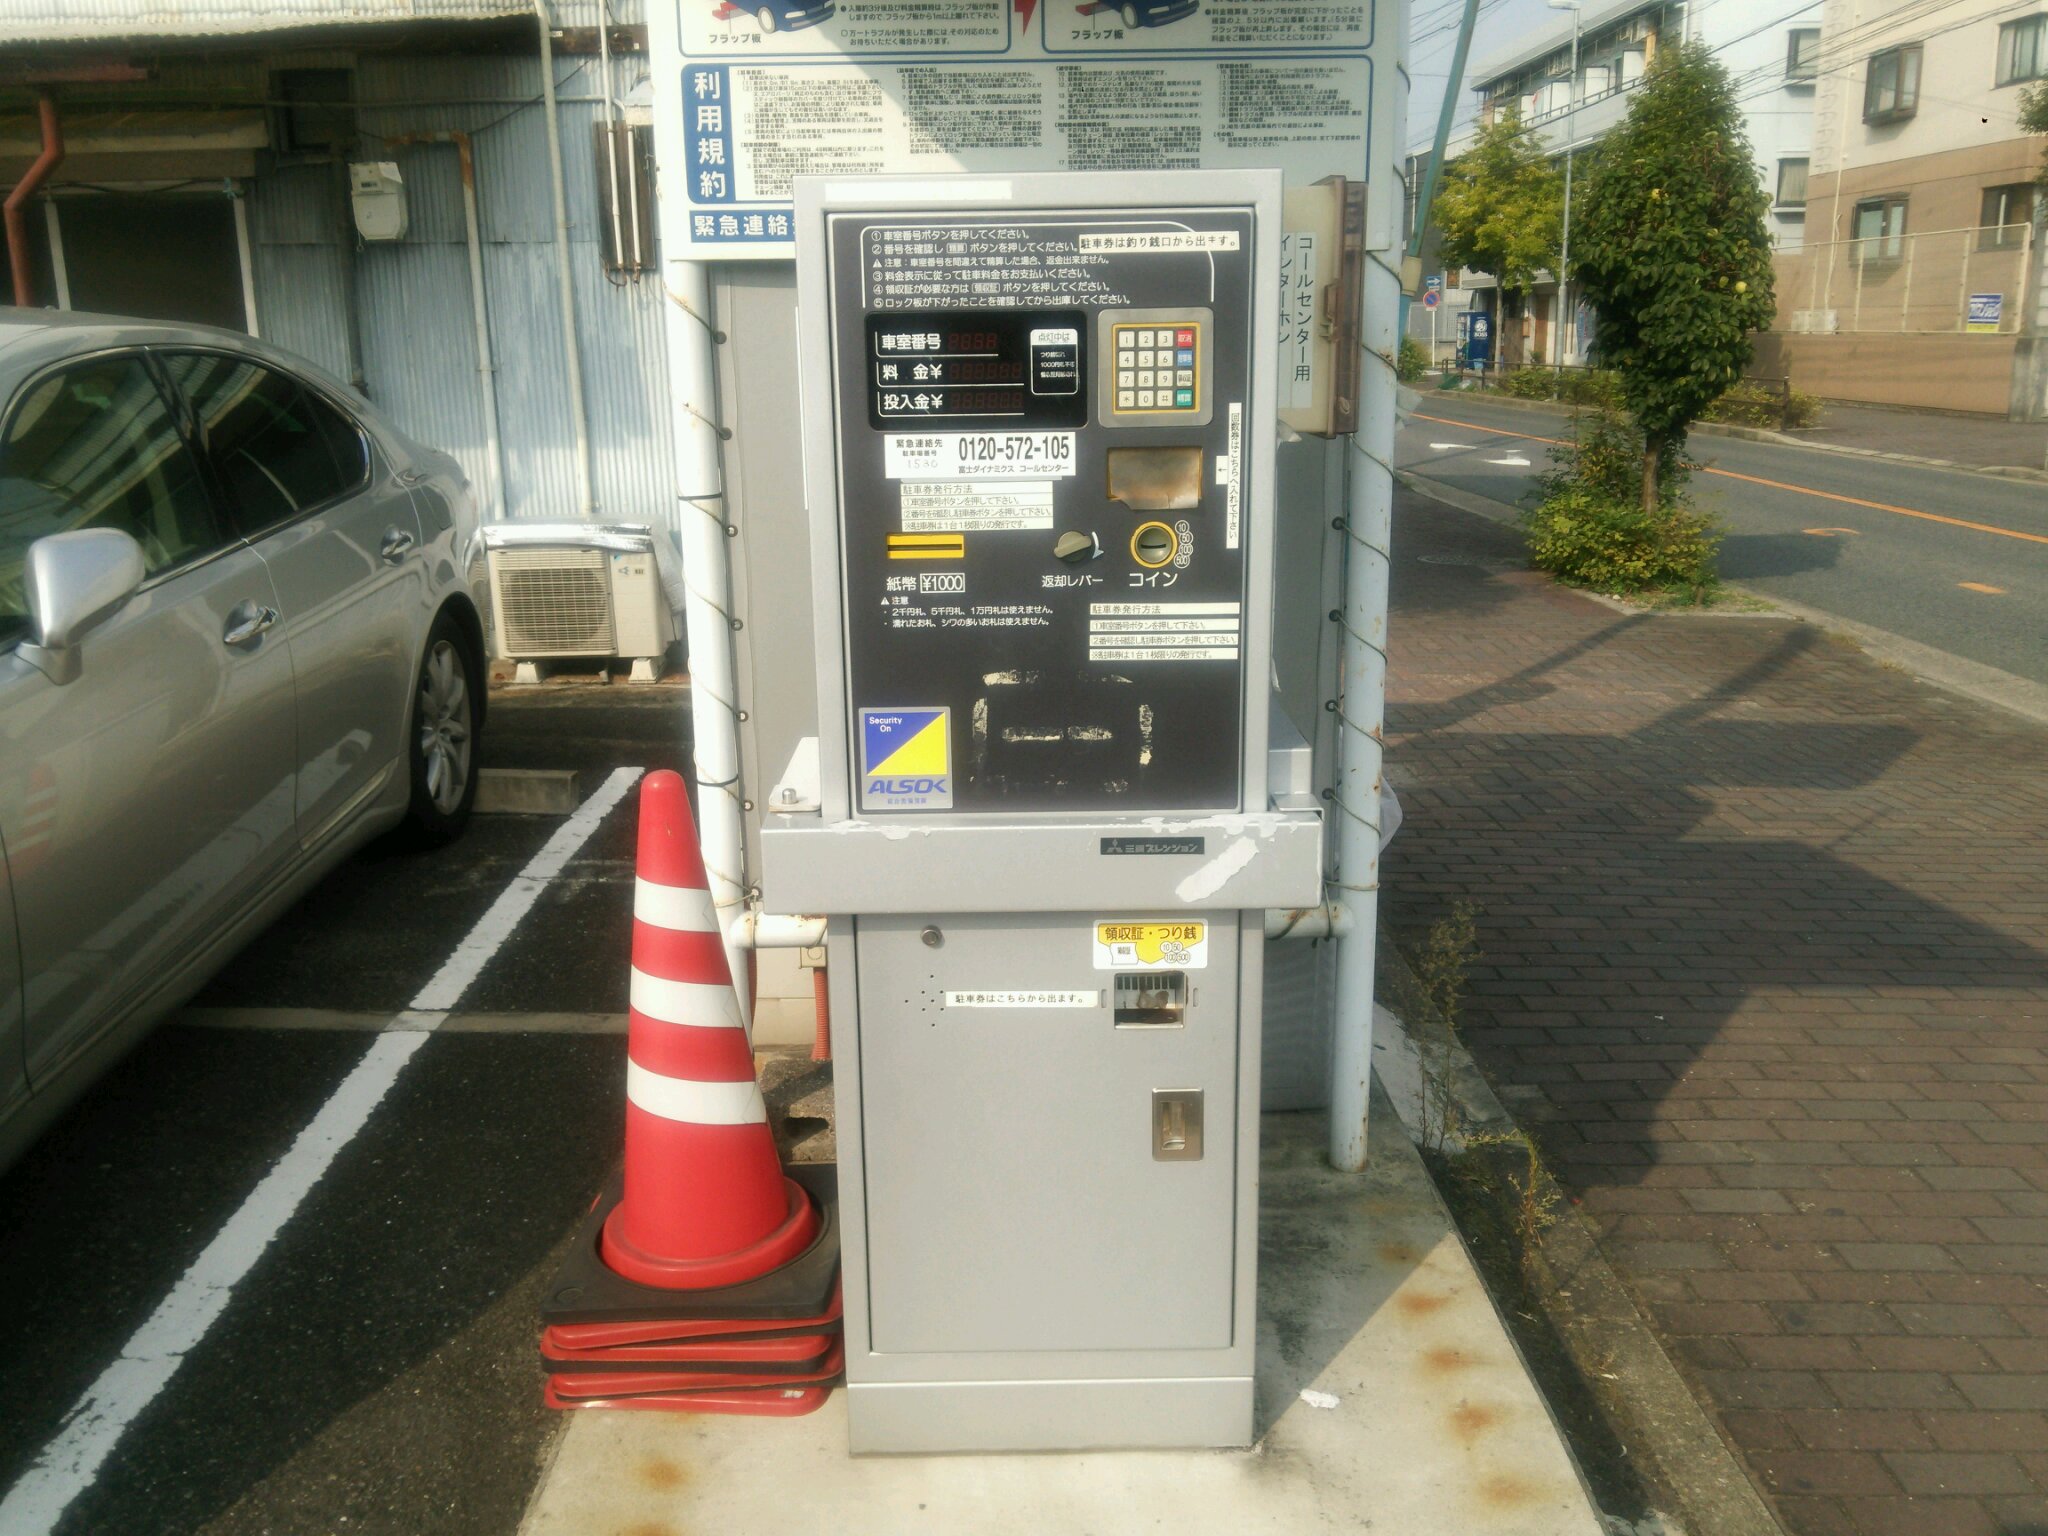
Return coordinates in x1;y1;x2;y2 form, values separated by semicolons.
1701;380;1824;430
1397;336;1429;382
1523;485;1721;599
1492;366;1624;410
1524;410;1719;599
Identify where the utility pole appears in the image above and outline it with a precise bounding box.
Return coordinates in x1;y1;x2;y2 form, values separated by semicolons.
1549;0;1581;366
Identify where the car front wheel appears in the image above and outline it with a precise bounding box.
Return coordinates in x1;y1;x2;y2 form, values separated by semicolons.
404;614;479;844
1122;2;1142;24
757;5;780;29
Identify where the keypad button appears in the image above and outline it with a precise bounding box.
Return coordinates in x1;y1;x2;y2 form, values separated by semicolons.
1175;368;1194;386
1176;328;1196;347
1175;348;1194;367
1138;370;1154;387
1117;389;1135;409
1117;369;1134;387
1174;388;1194;407
1117;330;1135;351
1137;390;1155;407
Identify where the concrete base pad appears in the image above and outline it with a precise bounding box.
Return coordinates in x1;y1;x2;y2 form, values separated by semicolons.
517;1083;1604;1535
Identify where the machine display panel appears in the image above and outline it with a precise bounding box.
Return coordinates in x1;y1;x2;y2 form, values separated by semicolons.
866;311;1087;429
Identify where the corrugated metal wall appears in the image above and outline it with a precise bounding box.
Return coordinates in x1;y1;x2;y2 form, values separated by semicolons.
246;35;677;536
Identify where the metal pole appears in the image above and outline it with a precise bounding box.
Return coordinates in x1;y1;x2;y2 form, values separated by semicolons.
534;0;597;516
1328;246;1398;1172
41;201;67;308
1559;5;1579;364
452;138;508;522
232;188;260;338
1401;0;1486;339
1899;230;1913;333
391;133;508;522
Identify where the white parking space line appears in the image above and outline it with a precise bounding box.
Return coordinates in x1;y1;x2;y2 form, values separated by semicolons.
1427;441;1475;451
0;766;645;1535
1483;454;1532;466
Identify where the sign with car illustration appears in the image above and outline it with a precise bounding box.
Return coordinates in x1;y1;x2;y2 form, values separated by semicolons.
653;0;1376;259
710;0;836;32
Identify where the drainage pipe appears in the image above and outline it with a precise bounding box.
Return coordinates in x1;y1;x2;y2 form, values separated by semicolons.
5;93;63;307
533;0;596;515
390;133;508;523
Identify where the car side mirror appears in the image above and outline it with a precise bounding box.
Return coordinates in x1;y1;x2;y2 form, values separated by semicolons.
20;528;146;686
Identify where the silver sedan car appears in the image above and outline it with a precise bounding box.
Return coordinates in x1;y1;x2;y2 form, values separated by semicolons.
0;312;488;1170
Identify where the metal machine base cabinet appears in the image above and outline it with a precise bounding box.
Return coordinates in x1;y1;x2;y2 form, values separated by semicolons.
827;912;1264;1454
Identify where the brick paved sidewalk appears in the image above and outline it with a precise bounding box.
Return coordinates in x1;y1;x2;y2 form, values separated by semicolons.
1384;488;2048;1536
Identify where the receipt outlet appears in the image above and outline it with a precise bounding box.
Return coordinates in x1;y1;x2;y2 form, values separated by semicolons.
774;171;1316;1455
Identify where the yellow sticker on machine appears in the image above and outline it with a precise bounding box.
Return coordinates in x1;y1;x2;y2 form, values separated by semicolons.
1093;920;1208;971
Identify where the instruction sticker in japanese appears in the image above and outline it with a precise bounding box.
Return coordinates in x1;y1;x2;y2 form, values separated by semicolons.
1094;921;1209;970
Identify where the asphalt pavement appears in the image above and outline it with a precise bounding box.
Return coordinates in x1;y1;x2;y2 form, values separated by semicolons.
1398;393;2048;690
0;687;685;1536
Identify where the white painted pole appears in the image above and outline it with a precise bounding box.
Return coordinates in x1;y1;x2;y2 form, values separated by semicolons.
1327;248;1399;1172
232;190;259;338
661;258;752;1026
41;200;67;309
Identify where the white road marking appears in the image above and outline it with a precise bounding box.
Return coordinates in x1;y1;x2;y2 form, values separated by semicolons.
0;765;645;1535
1427;441;1475;451
1483;455;1532;466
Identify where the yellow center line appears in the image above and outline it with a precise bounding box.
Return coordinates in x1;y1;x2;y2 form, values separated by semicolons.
1409;411;2048;549
1959;582;2006;594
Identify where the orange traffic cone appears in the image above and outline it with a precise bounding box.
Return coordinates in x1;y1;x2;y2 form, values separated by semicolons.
598;770;820;1290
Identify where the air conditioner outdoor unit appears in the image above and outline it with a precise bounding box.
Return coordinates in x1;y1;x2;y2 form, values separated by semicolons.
482;522;682;681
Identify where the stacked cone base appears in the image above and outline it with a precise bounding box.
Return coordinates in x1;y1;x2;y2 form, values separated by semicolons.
544;1380;833;1416
538;1164;842;1417
547;1340;846;1399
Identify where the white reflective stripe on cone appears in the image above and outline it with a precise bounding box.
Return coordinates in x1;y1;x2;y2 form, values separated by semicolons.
625;1061;767;1125
629;968;745;1030
634;877;720;933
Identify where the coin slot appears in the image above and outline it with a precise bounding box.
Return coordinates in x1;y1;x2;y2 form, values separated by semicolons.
1131;521;1178;569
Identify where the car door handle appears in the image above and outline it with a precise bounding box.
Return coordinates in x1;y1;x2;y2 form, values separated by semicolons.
223;605;279;648
380;529;417;563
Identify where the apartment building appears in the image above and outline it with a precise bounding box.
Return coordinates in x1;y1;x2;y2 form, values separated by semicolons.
1414;0;1823;365
1761;0;2046;417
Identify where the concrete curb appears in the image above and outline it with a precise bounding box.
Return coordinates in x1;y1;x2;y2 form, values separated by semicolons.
1429;387;2048;483
1377;930;1787;1536
1394;471;2048;729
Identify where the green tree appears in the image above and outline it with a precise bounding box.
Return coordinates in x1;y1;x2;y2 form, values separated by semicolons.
1570;42;1775;512
1431;110;1564;366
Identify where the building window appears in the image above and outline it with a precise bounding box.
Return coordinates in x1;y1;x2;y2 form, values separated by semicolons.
1853;197;1907;261
1996;15;2046;85
1980;183;2037;248
1787;28;1820;80
1776;158;1809;207
1863;44;1921;122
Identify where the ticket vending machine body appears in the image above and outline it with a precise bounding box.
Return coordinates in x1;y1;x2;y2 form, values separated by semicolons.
763;170;1324;1454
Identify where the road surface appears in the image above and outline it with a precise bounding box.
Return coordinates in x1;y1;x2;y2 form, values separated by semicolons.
1397;394;2048;688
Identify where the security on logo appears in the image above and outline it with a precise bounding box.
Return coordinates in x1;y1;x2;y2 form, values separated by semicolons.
860;707;952;810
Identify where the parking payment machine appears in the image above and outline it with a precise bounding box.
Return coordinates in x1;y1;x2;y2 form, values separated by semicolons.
763;171;1326;1454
